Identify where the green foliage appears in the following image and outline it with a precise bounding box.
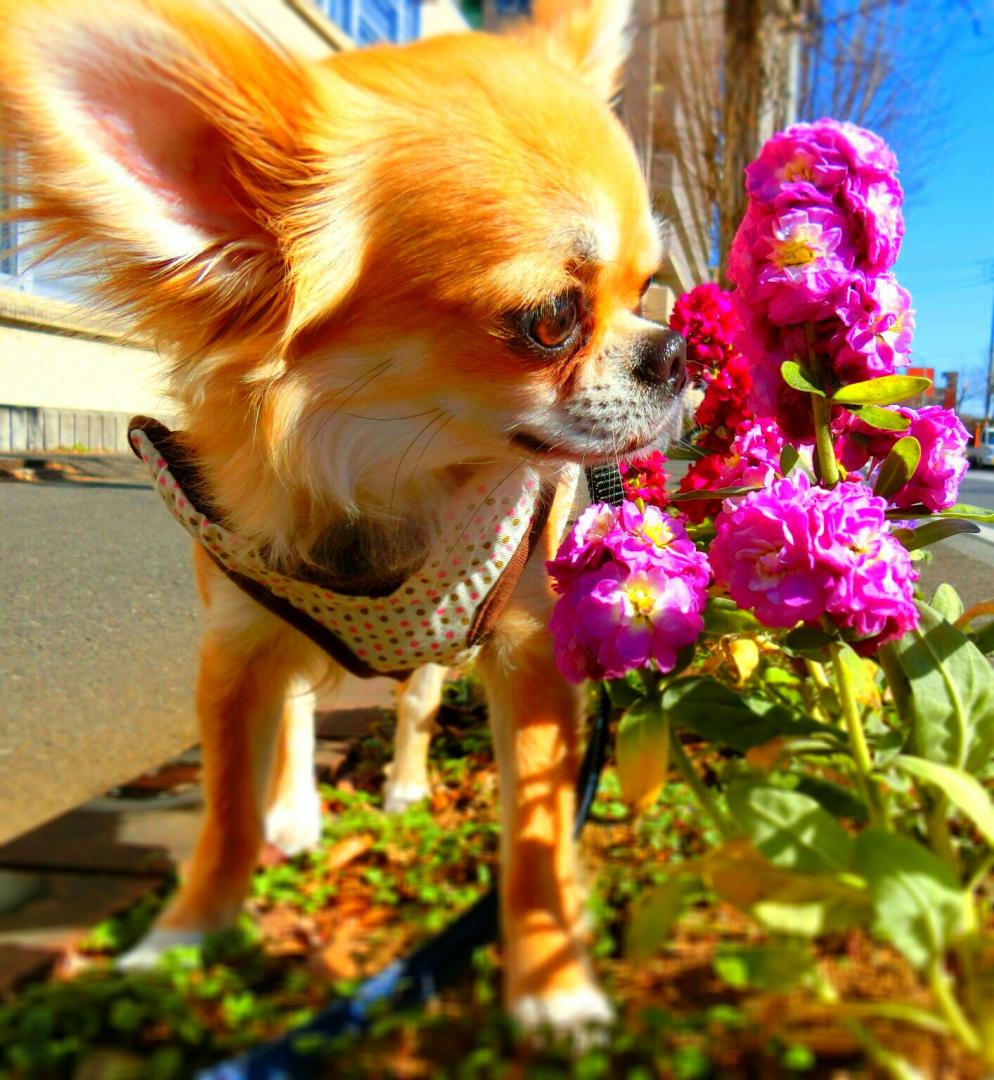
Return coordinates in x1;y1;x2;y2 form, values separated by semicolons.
892;518;981;550
894;756;994;847
873;436;921;499
713;943;816;992
779;360;825;396
662;676;838;752
726;783;853;873
625;877;694;960
616;698;670;810
831;374;931;405
884;601;994;771
850;404;913;431
853;829;968;969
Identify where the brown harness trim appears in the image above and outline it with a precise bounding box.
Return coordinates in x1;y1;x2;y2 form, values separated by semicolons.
129;416;555;681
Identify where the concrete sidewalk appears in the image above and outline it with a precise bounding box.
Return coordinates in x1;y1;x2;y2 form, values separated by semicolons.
0;687;395;993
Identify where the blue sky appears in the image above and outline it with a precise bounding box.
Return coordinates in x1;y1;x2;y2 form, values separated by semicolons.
889;4;994;415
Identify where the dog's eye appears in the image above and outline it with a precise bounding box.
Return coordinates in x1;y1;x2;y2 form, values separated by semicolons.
527;294;579;350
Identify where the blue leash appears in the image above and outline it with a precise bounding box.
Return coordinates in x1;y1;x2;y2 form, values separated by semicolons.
199;690;611;1080
200;466;623;1079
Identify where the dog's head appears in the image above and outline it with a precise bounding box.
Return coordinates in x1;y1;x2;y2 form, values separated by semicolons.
0;0;684;557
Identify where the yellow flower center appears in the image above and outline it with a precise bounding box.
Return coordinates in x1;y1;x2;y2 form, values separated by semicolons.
779;157;813;183
773;235;820;268
624;581;658;618
639;519;674;548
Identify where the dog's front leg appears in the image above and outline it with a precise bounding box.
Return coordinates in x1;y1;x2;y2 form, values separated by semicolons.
478;607;613;1038
121;568;319;968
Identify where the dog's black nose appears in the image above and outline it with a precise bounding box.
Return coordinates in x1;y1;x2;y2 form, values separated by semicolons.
632;328;687;391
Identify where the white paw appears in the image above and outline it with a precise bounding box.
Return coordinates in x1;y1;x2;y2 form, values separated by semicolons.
512;985;615;1047
383;778;431;814
117;928;205;971
264;786;323;856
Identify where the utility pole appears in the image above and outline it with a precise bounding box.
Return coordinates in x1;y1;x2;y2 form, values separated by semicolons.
985;287;994;425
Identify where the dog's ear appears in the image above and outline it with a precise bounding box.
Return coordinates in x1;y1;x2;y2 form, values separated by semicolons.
524;0;634;101
0;0;359;350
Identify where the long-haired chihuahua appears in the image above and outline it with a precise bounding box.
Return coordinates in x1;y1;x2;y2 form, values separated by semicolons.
0;0;686;1034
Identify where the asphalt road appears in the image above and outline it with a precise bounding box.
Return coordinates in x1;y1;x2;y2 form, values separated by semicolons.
1;464;992;844
0;479;200;842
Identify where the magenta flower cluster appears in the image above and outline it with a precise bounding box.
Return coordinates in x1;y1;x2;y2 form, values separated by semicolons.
678;418;787;523
546;502;710;683
727;119;914;432
837;405;970;511
709;473;918;650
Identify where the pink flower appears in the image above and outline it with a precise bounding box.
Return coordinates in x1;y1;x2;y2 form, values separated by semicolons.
745;122;854;208
728;205;856;325
836;406;969;511
746;119;897;210
549;563;705;682
830;273;914;382
547;501;710;682
846;174;904;273
709;473;918;648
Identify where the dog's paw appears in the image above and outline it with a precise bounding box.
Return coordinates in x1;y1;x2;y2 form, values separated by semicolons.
511;984;615;1047
116;928;205;971
264;786;324;856
382;778;431;814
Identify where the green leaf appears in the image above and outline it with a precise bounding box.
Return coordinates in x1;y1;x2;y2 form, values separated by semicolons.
702;597;761;637
605;671;647;710
883;602;994;771
662;676;838;752
792;775;869;822
782;625;837;657
780;360;825;396
779;444;801;476
850;404;913;432
713;944;816;992
971;621;994;656
626;877;695;960
892;519;981;551
930;583;965;625
616;698;670;811
894;756;994;848
886;502;994;524
853;828;968;969
666;442;709;461
873;436;921;499
698;839;871;936
832;374;931;406
727;783;853;872
670;485;758;502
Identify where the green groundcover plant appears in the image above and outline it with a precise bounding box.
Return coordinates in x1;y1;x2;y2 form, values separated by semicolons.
548;119;994;1075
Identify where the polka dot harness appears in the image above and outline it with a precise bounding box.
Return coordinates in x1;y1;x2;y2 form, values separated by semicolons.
129;417;556;680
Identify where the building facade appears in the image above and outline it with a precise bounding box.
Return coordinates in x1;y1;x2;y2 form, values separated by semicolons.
0;0;468;453
0;0;710;453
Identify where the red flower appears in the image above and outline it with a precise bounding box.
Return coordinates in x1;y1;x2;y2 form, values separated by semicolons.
622;450;669;508
694;351;753;453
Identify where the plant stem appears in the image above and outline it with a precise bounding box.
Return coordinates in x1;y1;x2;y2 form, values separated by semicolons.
831;644;887;827
668;729;734;842
926;794;960;875
803;658;833;723
928;957;982;1056
811;394;841;487
805;329;841;488
840;1018;925;1080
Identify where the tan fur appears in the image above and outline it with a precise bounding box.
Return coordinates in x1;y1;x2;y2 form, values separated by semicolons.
0;0;683;1026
